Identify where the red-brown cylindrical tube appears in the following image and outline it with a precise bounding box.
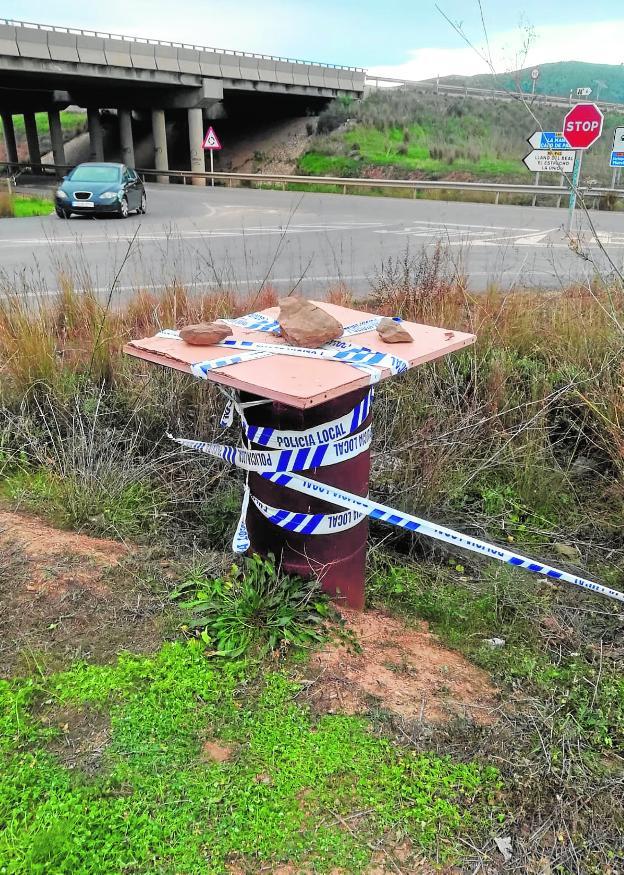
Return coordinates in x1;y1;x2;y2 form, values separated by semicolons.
243;386;371;610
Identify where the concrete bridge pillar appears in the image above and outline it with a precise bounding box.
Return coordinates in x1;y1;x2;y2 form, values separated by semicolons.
87;108;104;162
1;113;18;169
118;109;135;168
23;112;41;168
48;108;66;171
187;107;205;186
151;109;169;183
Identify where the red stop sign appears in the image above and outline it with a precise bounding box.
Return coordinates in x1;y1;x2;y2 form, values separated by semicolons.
563;103;604;149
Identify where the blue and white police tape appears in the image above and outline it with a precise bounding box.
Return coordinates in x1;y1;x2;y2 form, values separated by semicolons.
157;320;407;383
157;313;384;342
242;388;373;449
262;469;624;605
169;424;372;472
223;312;385;338
251;493;365;534
218;338;408;377
170;431;624;605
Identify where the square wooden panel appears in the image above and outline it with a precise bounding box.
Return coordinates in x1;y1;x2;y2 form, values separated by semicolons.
123;301;476;409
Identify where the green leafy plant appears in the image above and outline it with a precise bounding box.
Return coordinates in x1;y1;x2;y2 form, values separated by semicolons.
172;554;331;657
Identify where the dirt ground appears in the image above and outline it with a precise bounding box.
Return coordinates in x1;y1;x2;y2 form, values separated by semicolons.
1;509;493;873
1;507;500;731
305;609;500;725
0;508;170;677
223;117;312;175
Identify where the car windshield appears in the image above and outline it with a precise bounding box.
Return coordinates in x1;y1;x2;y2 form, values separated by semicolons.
70;166;121;183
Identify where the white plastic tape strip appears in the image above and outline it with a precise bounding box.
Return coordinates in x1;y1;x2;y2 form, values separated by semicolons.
232;484;251;553
191;350;272;378
219;397;235;428
251;495;365;535
169;424;372;472
261;470;624;605
342;316;384;336
160;314;384;340
220;338;407;377
224;312;384;338
243;389;373;449
222;313;280;333
171;433;623;602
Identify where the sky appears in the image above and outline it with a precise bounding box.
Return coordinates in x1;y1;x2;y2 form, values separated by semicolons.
4;0;623;77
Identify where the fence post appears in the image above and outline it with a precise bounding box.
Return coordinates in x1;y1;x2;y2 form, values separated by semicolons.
495;191;500;205
557;172;564;208
532;171;540;207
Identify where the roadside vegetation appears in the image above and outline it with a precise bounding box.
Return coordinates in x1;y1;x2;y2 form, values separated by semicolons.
0;253;623;872
300;92;624;189
0;191;53;218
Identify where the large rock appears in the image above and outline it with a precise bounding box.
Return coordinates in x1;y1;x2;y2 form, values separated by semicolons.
376;317;413;343
278;298;343;348
180;321;233;346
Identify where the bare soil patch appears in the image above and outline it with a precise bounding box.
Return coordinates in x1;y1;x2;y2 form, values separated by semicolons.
306;609;500;725
36;702;112;774
0;508;170;676
200;740;235;763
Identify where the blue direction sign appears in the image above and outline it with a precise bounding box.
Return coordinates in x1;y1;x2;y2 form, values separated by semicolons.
610;152;624;167
527;131;572;150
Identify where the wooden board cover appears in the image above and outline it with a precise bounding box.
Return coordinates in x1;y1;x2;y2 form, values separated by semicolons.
123;301;476;409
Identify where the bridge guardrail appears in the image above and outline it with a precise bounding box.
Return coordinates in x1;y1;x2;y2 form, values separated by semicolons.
365;76;624;112
1;17;364;70
3;161;623;203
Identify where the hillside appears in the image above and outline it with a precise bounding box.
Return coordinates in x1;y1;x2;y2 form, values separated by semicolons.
299;91;624;186
441;60;624;104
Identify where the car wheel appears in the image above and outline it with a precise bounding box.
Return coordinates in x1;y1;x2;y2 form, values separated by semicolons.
55;207;70;219
119;197;129;218
138;192;147;214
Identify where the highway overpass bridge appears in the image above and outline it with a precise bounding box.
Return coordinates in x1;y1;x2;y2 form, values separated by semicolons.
0;19;365;184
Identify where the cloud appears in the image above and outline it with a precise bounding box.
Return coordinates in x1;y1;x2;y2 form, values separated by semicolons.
368;20;624;81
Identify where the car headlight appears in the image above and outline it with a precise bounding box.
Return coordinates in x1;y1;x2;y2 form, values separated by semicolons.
100;191;118;200
56;190;68;199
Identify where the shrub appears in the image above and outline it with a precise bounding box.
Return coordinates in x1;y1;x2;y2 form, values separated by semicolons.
316;102;350;135
172;553;331;657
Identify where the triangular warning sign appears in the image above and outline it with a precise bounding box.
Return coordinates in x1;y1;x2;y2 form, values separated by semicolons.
202;126;222;150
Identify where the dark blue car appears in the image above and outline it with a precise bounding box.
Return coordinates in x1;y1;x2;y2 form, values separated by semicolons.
55;162;146;219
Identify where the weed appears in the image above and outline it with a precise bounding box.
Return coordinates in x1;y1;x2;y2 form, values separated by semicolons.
173;554;331;657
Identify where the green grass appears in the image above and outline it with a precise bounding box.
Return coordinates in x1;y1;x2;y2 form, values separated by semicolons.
301;128;531;180
3;466;166;541
9;111;87;139
9;195;53;218
0;643;501;873
304;93;624;187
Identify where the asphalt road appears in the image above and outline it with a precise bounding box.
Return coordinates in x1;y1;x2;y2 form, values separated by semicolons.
2;184;623;301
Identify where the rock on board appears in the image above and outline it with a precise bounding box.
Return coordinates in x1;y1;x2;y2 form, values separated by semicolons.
278;298;343;349
180;322;233;346
377;317;413;343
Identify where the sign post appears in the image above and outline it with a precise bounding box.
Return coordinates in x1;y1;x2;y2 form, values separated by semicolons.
562;103;604;231
202;126;222;187
531;67;539;95
567;151;583;232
